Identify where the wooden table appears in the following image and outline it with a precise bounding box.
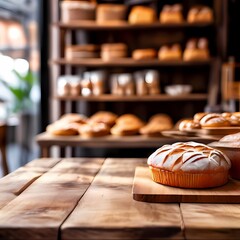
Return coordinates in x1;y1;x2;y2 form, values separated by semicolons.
0;157;239;240
35;132;217;158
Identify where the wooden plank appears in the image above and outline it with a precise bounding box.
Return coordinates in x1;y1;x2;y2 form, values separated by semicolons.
62;158;183;240
54;21;214;30
0;158;61;209
133;167;240;203
181;203;240;239
53;93;208;102
0;158;104;240
51;58;213;67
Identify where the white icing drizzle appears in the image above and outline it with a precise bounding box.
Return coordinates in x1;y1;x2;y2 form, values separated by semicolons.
147;142;231;173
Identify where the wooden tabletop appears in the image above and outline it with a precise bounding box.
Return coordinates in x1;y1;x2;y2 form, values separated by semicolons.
0;157;239;240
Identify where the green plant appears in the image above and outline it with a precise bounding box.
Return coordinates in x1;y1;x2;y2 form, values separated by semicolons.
0;69;36;113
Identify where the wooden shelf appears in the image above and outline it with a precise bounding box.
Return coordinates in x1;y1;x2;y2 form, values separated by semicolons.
54;94;208;102
51;58;213;67
54;21;214;31
36;132;214;149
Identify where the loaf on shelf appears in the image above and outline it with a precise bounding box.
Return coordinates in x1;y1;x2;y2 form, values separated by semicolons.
187;6;214;23
132;48;157;60
158;44;182;61
65;44;100;59
128;6;157;24
61;1;96;22
101;43;128;61
96;4;127;24
159;4;183;23
183;38;210;61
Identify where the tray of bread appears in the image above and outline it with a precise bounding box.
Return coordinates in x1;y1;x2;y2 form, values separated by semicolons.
132;141;240;203
176;112;240;138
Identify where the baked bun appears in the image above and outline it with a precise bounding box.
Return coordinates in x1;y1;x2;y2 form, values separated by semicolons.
140;122;172;137
178;119;201;131
159;4;183;23
89;111;118;127
221;112;240;126
112;114;145;136
147;142;231;188
132;49;157;60
128;6;157;24
200;113;231;128
158;44;182;61
193;112;207;122
78;122;110;137
46;121;80;136
60;113;88;124
183;38;210;61
187;6;213;23
148;113;173;125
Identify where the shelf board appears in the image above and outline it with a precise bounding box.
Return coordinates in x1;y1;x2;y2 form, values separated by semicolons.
36;132;213;149
54;21;214;30
50;58;212;67
54;94;208;102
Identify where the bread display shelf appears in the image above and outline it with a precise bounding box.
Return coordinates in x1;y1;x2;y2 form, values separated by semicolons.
51;58;213;67
36;132;214;149
54;21;214;30
54;94;208;102
133;167;240;203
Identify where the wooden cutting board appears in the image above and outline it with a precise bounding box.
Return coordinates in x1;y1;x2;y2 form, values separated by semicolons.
132;167;240;203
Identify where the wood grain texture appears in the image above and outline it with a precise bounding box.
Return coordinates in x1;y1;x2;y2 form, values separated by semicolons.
0;158;61;209
133;167;240;203
62;158;183;240
0;158;104;240
181;203;240;239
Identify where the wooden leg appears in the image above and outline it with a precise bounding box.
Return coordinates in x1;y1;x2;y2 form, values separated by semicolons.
0;145;9;176
41;147;50;158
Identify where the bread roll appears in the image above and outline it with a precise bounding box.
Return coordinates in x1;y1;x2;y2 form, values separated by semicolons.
46;121;80;136
178;119;201;131
78;122;110;137
147;142;231;188
89;111;118;127
193;112;207;122
187;6;213;23
158;44;182;61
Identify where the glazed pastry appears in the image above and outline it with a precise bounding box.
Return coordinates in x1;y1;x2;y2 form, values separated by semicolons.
183;38;210;61
200;113;231;128
159;4;183;23
147;142;231;188
132;49;157;60
128;6;157;24
89;111;118;127
178;119;201;131
158;44;182;61
187;6;213;23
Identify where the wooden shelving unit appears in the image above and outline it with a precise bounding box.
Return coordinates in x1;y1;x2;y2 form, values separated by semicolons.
41;0;228;157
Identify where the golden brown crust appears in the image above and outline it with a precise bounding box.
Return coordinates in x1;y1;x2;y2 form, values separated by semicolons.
128;6;157;24
200;113;231;128
178;119;201;131
89;111;118;127
78;122;110;137
132;49;157;60
193;112;208;122
110;124;140;136
60;113;88;124
158;44;182;61
148;113;173;125
140;122;172;137
116;114;145;127
46;121;79;136
187;6;213;23
159;4;183;23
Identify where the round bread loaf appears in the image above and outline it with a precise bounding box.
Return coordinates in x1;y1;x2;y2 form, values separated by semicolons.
78;122;110;137
89;111;118;127
147;142;231;188
178;119;201;131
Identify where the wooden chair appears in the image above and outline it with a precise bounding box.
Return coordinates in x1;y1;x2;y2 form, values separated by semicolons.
0;123;8;176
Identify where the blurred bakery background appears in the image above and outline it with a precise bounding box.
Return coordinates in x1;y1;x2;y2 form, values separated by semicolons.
1;0;240;177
